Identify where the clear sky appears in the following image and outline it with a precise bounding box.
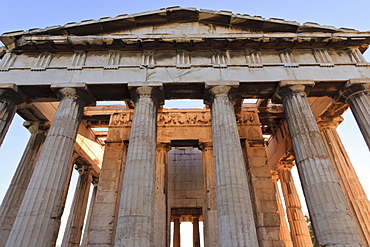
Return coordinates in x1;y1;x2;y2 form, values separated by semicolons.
0;1;369;246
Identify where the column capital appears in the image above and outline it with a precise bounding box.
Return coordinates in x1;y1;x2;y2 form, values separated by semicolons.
128;84;164;105
339;78;370;103
270;170;280;183
276;161;295;171
92;175;99;186
75;163;90;175
51;83;96;106
156;142;171;152
0;83;25;104
198;142;213;151
317;116;344;129
204;81;239;105
272;80;315;103
23;121;50;134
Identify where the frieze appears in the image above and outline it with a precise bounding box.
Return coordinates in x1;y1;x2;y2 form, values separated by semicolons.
158;112;211;126
110;111;257;126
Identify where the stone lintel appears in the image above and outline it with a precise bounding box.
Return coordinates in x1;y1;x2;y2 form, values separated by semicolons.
272;80;315;103
51;83;96;106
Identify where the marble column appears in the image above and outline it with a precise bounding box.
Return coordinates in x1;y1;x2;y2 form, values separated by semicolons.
276;162;312;246
154;143;171;247
0;121;49;246
270;171;293;247
86;141;127;246
173;217;181;247
0;84;24;146
115;86;162;246
199;142;219;247
6;86;92;247
61;164;92;247
192;216;201;247
205;82;258;247
274;81;364;246
318;116;370;246
80;176;98;247
340;79;370;149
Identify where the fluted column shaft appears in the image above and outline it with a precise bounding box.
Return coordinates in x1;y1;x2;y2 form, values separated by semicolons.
115;86;160;247
199;143;219;247
319;117;370;246
207;84;258;247
6;87;88;247
80;177;98;247
270;172;293;247
61;165;92;247
276;163;312;246
276;83;363;246
173;218;181;247
0;121;48;246
154;143;171;247
193;216;201;247
0;98;16;146
342;82;370;149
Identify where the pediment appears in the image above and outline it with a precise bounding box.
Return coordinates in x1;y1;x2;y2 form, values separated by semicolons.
1;7;370;53
0;7;358;40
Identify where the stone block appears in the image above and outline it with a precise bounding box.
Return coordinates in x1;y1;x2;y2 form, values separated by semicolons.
95;191;118;203
100;168;121;181
97;179;119;191
250;166;271;177
87;229;114;244
257;200;278;212
255;188;276;201
249;147;268;157
262;212;280;226
246;157;269;167
185;189;203;199
253;179;275;189
91;203;117;217
256;226;280;240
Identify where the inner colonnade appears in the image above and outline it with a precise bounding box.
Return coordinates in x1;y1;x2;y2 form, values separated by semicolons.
0;7;370;247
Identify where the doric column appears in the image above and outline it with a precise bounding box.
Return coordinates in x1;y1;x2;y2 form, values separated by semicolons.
173;217;181;247
86;141;127;246
318;116;370;246
0;84;24;146
270;171;293;247
80;176;98;247
340;79;370;149
0;121;49;246
6;86;93;247
61;163;92;247
154;143;171;247
192;216;201;247
115;86;162;246
273;80;364;246
276;162;312;246
205;82;258;247
199;142;219;247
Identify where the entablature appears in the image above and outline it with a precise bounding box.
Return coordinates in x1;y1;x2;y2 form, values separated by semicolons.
3;32;370;52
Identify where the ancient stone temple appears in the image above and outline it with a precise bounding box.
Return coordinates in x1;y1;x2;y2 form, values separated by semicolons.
0;7;369;247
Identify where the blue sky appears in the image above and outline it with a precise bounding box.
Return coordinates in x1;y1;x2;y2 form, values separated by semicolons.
0;1;369;245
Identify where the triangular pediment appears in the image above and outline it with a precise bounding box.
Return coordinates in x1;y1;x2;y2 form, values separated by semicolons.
1;7;356;39
1;7;370;53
